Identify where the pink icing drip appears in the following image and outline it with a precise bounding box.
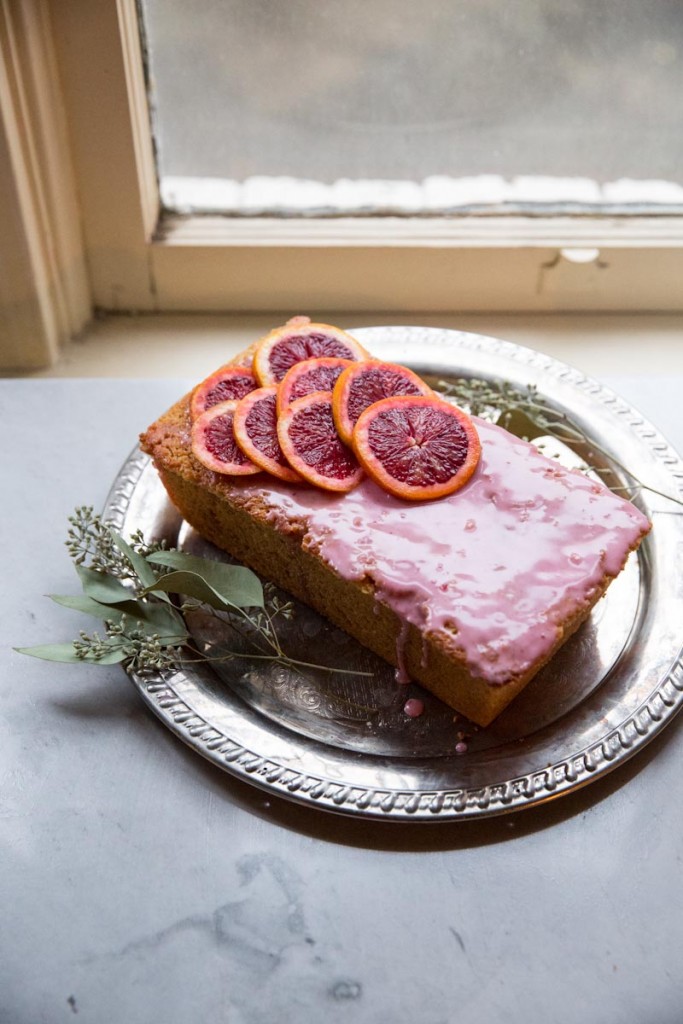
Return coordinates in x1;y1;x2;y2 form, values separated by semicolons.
404;698;425;718
394;621;411;684
230;418;650;686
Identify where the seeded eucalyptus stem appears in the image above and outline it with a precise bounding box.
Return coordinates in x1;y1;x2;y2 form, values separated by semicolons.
437;377;682;510
180;596;373;679
18;506;373;679
181;593;287;660
179;646;373;677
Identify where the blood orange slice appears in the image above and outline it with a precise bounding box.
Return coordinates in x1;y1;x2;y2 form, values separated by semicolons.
190;366;258;419
191;400;261;476
277;357;354;415
253;316;368;386
332;360;433;444
233;387;301;483
352;395;481;501
277;392;364;493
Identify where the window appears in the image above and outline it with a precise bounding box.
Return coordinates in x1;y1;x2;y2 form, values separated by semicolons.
3;0;683;368
143;0;683;220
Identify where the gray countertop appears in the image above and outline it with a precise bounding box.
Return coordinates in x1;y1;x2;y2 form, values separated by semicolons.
1;376;682;1024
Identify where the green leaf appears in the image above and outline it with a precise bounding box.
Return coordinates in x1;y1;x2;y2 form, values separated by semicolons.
50;593;128;619
496;408;546;441
109;529;159;589
108;529;171;603
14;644;127;665
139;570;235;611
127;603;187;637
76;566;133;605
140;570;252;612
49;593;187;638
147;551;264;608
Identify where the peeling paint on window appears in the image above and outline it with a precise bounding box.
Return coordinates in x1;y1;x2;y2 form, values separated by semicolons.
161;174;683;218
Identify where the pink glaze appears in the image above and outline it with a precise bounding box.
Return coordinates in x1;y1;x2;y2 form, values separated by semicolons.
221;418;650;687
394;621;411;683
404;698;425;718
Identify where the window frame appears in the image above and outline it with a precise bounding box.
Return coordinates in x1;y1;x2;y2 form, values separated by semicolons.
43;0;683;316
0;0;89;369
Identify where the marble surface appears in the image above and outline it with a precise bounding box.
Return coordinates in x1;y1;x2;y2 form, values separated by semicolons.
1;376;682;1024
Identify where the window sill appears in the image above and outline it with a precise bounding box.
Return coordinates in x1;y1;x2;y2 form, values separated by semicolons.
16;310;683;379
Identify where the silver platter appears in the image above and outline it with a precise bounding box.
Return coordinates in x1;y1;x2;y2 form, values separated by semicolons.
104;328;683;821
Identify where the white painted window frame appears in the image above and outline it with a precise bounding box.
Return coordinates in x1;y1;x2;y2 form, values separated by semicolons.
0;0;90;370
3;0;683;369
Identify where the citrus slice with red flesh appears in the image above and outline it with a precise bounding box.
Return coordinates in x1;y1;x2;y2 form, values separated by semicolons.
277;357;355;415
277;391;364;493
190;366;258;419
332;360;433;444
191;400;261;476
253;318;368;386
233;387;301;483
352;395;481;501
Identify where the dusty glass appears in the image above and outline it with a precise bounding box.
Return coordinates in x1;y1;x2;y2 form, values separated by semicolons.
140;0;683;214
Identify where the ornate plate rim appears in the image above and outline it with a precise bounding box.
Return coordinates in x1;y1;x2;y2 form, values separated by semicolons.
104;327;683;821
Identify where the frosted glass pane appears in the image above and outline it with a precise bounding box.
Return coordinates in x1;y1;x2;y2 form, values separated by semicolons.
140;0;683;213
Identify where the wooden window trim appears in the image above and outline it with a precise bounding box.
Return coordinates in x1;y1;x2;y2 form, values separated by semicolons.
0;0;90;369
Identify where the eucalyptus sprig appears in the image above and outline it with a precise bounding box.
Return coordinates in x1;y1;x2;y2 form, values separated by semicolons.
16;506;371;678
435;377;683;510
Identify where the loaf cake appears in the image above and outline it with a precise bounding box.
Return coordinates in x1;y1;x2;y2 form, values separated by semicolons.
140;367;651;726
